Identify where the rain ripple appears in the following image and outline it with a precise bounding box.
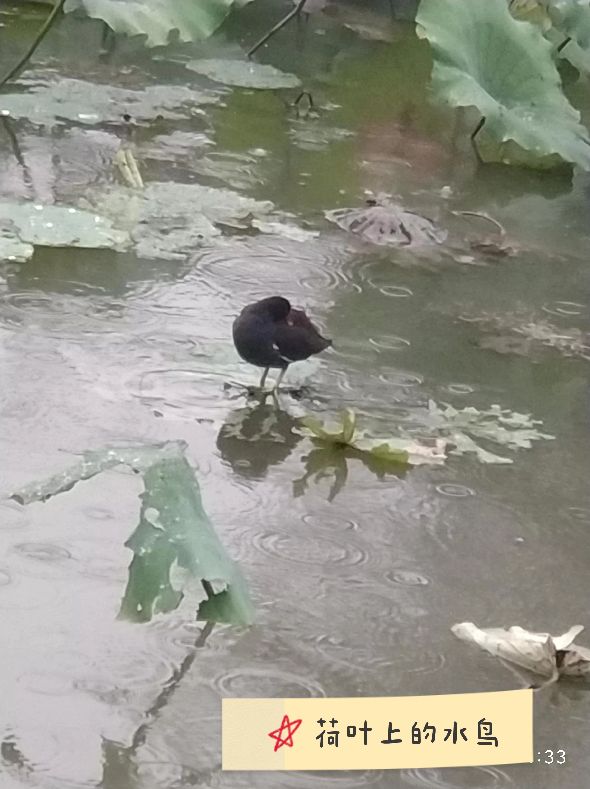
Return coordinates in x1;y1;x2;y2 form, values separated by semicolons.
192;234;353;304
251;530;369;568
402;766;513;788
211;666;326;698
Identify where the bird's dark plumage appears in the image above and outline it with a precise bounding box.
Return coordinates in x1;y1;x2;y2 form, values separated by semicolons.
232;296;331;390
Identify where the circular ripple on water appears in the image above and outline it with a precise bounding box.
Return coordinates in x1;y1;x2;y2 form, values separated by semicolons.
386;569;430;587
379;285;414;298
0;574;61;609
251;530;368;567
402;766;512;789
14;542;72;562
82;506;115;521
18;671;75;697
435;483;475;498
131;367;228;413
278;769;387;788
565;506;590;524
301;513;359;533
446;383;475;395
212;666;326;698
0;567;11;586
0;500;30;530
378;371;423;387
0;292;54;328
370;335;411;352
542;300;586;317
193;236;349;302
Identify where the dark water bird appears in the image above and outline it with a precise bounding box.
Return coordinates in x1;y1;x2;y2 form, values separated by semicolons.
232;296;332;391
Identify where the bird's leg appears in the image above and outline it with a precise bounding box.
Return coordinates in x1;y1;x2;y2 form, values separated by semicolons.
259;367;270;390
272;366;288;392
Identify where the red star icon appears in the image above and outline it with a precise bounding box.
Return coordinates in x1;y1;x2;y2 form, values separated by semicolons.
268;715;302;752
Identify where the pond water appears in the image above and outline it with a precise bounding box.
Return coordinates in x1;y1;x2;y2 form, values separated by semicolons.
1;1;590;787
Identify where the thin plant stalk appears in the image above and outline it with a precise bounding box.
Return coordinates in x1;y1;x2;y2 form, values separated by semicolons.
0;0;67;91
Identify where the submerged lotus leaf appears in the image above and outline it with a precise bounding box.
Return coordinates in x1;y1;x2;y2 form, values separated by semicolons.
186;58;301;89
0;75;219;125
0;226;34;262
64;0;253;47
0;202;129;251
417;0;590;169
298;409;446;466
84;182;274;260
325;202;447;247
419;400;554;464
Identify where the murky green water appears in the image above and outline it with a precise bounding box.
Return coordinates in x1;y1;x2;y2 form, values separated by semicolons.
1;2;590;787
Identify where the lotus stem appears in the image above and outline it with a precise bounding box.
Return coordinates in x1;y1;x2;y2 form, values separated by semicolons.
470;116;486;164
248;0;310;58
557;36;571;54
0;0;67;91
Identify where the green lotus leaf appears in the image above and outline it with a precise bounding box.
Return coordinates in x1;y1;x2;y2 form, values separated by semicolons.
186;58;301;89
0;226;34;262
83;181;274;260
10;441;254;626
0;74;219;126
299;409;357;445
417;0;590;169
64;0;253;47
298;410;446;466
549;0;590;48
0;201;129;251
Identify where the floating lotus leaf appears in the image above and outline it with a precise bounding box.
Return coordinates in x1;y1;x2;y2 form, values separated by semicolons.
419;400;554;464
325;201;447;247
298;408;447;466
0;226;34;262
0;202;129;251
453;622;590;680
64;0;253;47
84;181;275;260
186;58;301;89
417;0;590;169
0;75;219;126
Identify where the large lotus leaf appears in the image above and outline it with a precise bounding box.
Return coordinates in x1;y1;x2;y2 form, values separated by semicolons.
325;202;447;247
0;202;129;251
0;75;219;125
84;181;273;260
417;0;590;169
10;441;254;626
186;58;301;89
64;0;253;47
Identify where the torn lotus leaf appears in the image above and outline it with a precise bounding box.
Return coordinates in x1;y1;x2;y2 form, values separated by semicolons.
452;622;590;680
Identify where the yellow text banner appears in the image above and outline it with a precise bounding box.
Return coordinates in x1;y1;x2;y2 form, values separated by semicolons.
223;689;532;771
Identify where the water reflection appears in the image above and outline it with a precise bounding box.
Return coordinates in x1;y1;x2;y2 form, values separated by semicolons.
294;443;407;502
216;401;302;479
